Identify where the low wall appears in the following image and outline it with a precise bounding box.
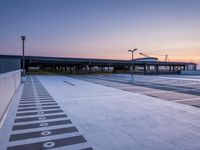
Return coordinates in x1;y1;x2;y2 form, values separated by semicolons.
181;70;200;75
0;70;21;121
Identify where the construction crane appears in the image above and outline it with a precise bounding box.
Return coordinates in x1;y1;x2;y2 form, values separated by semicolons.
139;53;151;58
139;52;170;62
164;55;169;62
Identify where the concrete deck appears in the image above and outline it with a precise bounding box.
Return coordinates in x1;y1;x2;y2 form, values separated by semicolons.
1;75;200;150
73;74;200;107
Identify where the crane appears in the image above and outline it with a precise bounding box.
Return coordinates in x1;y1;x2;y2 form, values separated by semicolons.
139;53;151;58
139;52;170;62
164;55;169;62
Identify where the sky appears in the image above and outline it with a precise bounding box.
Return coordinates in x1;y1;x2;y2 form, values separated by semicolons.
0;0;200;63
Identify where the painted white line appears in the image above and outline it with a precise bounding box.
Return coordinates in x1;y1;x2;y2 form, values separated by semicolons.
15;112;65;119
12;124;74;134
8;132;81;147
16;108;62;113
87;75;183;90
86;75;130;83
138;88;190;93
13;117;69;126
138;90;169;94
145;76;200;82
173;98;200;102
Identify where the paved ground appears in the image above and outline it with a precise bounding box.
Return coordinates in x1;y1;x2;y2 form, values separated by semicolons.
0;76;92;150
71;74;200;108
1;75;200;150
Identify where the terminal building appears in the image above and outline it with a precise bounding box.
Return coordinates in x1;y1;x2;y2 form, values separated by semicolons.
0;55;197;75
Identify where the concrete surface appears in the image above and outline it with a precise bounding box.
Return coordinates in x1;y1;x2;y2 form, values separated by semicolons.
1;75;200;150
72;74;200;108
0;70;21;123
0;76;92;150
181;70;200;75
38;75;200;150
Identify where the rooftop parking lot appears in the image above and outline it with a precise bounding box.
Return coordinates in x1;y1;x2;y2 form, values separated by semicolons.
1;74;200;150
72;74;200;108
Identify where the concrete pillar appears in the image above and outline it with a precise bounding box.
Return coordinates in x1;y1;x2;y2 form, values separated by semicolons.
69;67;72;74
84;65;88;74
172;66;175;73
156;65;159;74
101;67;103;72
170;66;173;73
89;66;92;73
194;64;197;70
183;65;186;70
143;64;147;75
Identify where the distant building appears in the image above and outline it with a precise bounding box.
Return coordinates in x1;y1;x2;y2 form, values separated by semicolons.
0;55;197;75
134;57;158;62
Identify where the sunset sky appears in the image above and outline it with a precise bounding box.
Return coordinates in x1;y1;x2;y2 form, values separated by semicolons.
0;0;200;63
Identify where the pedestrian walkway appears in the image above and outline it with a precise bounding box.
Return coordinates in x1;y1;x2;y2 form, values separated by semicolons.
0;76;92;150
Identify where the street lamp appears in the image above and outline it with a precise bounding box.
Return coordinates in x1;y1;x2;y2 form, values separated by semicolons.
128;48;138;82
21;36;25;76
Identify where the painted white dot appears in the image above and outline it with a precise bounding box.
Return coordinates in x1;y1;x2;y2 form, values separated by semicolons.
37;107;43;110
39;122;48;127
37;111;44;115
38;117;46;120
43;141;55;148
41;131;52;136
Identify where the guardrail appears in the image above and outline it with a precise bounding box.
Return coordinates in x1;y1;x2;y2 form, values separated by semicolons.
0;70;21;123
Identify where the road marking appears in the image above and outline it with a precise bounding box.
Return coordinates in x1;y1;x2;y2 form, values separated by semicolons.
16;110;63;117
6;76;92;150
10;127;78;141
173;97;200;102
8;136;87;150
64;80;75;86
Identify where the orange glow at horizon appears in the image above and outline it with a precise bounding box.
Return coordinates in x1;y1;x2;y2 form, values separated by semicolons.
0;0;200;67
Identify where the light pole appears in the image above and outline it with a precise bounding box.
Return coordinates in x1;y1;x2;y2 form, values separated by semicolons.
128;49;138;82
21;36;25;76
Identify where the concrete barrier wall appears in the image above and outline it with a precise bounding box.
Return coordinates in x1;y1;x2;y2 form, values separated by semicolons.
0;70;21;121
181;70;200;75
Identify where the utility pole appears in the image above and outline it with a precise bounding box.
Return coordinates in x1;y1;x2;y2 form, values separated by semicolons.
128;49;138;82
21;36;25;76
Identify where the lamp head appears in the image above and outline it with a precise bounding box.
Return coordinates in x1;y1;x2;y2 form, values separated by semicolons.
128;49;138;52
128;50;133;52
21;36;25;40
133;48;138;52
